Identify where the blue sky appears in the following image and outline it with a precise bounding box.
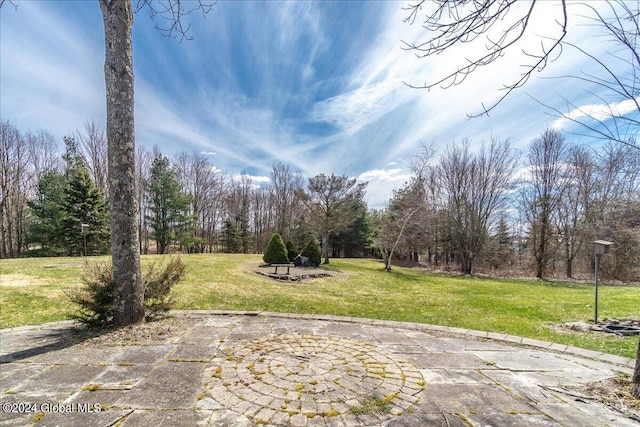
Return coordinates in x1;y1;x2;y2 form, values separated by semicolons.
1;1;636;208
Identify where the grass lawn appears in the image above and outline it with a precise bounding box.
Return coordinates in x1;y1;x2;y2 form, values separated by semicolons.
1;254;638;358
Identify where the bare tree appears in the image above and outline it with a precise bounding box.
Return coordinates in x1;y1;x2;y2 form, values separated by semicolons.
297;174;367;264
557;146;597;278
521;129;569;279
437;138;518;274
590;142;640;281
25;130;62;179
76;119;108;194
222;174;255;253
0;120;30;257
252;185;274;253
270;162;304;241
173;151;225;253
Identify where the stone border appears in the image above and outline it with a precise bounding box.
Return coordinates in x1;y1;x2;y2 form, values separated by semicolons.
1;310;635;370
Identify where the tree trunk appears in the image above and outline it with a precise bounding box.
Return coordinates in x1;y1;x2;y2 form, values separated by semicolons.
100;0;144;327
321;233;329;264
632;338;640;399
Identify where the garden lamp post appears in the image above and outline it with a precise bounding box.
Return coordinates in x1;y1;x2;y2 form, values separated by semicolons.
593;240;613;325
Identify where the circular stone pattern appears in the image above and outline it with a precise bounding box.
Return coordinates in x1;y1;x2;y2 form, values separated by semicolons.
204;333;424;424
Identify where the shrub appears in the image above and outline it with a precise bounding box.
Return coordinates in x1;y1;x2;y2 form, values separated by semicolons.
66;256;186;326
143;256;186;315
66;262;114;326
301;239;321;267
263;233;289;264
285;240;298;262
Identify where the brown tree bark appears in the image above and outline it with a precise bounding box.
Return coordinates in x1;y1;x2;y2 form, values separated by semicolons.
99;0;144;327
633;339;640;399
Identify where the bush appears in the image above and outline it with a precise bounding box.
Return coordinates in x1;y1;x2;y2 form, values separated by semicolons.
66;256;186;326
285;240;298;262
66;262;114;326
143;257;186;315
263;233;289;264
301;239;321;267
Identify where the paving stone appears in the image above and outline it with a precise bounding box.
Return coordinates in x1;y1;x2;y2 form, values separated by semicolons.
10;364;105;395
120;362;206;408
416;383;538;414
24;345;124;365
270;410;291;425
0;394;60;425
290;412;308;426
1;312;634;427
465;411;561;426
32;408;131;426
0;363;48;391
397;351;490;369
109;345;175;365
206;409;253;426
169;345;218;361
89;364;152;390
179;326;232;344
64;388;125;407
119;408;212;426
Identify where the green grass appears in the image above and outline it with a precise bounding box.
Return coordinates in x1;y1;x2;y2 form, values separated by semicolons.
1;254;638;358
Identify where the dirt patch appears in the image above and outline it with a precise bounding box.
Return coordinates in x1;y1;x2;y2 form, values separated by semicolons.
75;314;192;347
578;374;640;422
254;265;345;282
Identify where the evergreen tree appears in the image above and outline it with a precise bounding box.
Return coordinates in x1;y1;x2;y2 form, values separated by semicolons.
146;155;191;254
221;218;242;253
330;200;374;257
263;232;289;264
237;212;252;253
61;164;110;256
301;239;321;267
285;240;298;262
27;170;68;255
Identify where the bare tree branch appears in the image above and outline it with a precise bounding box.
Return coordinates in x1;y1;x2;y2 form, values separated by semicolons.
135;0;215;41
532;0;639;150
0;0;18;10
402;0;568;117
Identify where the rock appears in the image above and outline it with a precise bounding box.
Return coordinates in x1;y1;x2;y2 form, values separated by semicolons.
564;322;592;332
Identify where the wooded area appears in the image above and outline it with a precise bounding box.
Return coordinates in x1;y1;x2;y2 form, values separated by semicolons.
1;118;638;281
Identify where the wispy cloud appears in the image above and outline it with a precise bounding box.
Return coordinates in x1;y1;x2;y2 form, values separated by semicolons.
309;79;412;135
553;97;640;129
1;0;631;210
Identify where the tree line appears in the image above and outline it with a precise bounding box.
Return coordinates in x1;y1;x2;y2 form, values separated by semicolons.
376;130;639;281
0;119;371;261
1;119;638;281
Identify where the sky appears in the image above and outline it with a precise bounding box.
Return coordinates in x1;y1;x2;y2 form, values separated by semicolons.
1;1;637;208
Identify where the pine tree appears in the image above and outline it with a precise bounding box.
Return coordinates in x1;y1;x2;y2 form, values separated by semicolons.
263;233;289;264
301;239;321;267
27;170;68;255
221;219;243;253
286;240;298;262
147;155;191;254
61;164;110;256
